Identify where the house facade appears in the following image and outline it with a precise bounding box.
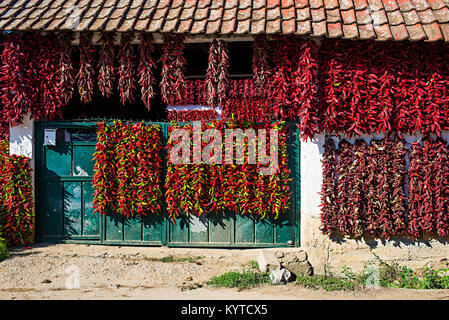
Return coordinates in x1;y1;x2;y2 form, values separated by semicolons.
2;0;449;273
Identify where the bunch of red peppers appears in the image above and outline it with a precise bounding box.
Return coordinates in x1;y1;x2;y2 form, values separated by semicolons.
0;141;34;246
321;136;407;239
165;120;291;222
93;121;163;218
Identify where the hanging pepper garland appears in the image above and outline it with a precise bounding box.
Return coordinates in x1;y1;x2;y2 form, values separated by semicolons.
117;32;136;105
292;40;320;139
0;34;35;126
34;35;62;120
77;32;95;104
252;35;271;94
319;138;338;235
216;40;229;107
160;35;186;105
0;141;34;246
98;32;116;98
165;120;292;221
320;136;410;239
2;155;34;246
407;137;449;238
58;32;75;106
93;121;163;218
138;33;157;110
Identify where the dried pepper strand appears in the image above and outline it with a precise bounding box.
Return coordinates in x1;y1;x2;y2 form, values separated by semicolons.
92;121;163;217
205;40;219;107
161;35;186;105
216;40;229;107
433;138;449;237
387;136;407;235
97;32;115;98
58;32;75;106
407;140;425;239
165;121;291;221
1;154;34;246
293;40;319;140
117;32;136;105
34;35;63;120
77;32;95;104
138;33;157;110
0;34;35;125
319;138;338;235
252;35;271;94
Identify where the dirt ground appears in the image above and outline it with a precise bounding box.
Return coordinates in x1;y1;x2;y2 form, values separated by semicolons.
0;243;449;300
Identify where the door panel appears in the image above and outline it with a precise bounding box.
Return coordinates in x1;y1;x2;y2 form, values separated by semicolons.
36;122;299;247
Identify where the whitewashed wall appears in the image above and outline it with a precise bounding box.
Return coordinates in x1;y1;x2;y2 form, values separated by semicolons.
300;131;449;275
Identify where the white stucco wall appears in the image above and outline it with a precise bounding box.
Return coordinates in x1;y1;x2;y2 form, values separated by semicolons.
300;131;449;275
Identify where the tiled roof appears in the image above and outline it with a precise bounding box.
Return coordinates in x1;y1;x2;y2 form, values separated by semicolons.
0;0;449;41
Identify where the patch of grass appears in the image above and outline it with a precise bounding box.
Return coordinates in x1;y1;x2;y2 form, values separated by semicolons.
297;262;449;291
246;260;259;271
296;274;356;291
208;270;270;291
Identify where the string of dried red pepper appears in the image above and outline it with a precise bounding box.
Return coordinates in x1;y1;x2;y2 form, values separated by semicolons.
98;32;116;98
77;32;95;104
138;33;157;110
117;32;136;105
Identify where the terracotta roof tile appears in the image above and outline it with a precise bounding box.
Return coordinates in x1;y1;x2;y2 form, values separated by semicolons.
281;5;296;19
282;16;297;32
428;0;446;9
327;21;343;36
358;22;376;38
417;8;437;22
251;18;266;33
406;22;427;39
396;0;415;11
422;20;444;39
402;9;421;24
342;22;359;37
0;0;448;41
311;7;325;21
374;23;394;39
411;0;431;10
390;23;410;39
326;8;342;22
381;0;400;11
356;8;373;24
312;20;327;35
341;8;356;23
439;22;449;39
338;0;355;10
433;6;449;22
324;0;339;9
353;0;369;10
296;19;312;33
296;7;310;20
367;0;385;11
266;16;281;32
309;0;324;9
387;9;406;24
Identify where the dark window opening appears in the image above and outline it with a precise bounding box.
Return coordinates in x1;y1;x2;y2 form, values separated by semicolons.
59;41;255;121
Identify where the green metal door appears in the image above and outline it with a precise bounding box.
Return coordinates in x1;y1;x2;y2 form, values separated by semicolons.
35;121;300;247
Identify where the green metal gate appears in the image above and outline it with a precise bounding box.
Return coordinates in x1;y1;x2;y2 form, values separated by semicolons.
35;121;300;247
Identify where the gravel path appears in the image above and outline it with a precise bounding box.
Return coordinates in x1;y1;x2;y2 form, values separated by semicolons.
1;243;449;300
